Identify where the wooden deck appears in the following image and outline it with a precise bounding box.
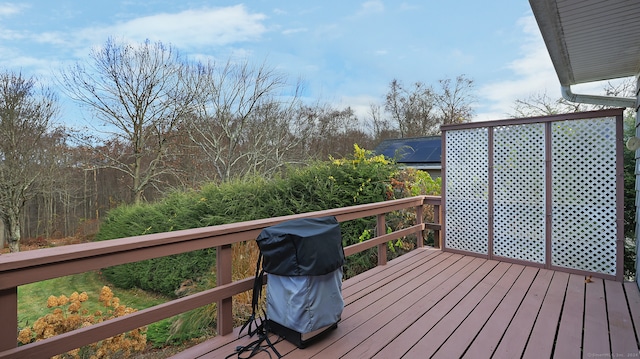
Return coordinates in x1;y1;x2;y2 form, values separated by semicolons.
171;248;640;358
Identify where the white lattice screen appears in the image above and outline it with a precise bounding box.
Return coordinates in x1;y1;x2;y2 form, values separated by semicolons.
551;118;617;275
445;128;489;255
493;124;546;263
444;113;620;278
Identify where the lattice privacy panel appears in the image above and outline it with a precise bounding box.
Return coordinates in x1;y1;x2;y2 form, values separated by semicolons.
445;128;489;254
444;113;620;277
493;124;546;263
551;117;617;275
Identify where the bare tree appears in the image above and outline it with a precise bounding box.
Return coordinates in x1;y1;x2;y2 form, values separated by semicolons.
367;103;398;142
185;59;304;182
382;76;476;138
0;71;58;252
60;38;198;203
435;75;475;125
509;91;587;117
510;78;637;119
509;78;635;118
384;79;438;137
297;103;374;159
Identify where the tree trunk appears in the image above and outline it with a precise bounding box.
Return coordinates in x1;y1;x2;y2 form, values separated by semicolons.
6;210;21;252
0;220;5;250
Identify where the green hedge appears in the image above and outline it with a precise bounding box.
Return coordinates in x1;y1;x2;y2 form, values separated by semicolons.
96;146;421;296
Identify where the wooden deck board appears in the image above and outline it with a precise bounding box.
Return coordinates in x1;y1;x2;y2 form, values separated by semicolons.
461;265;539;358
431;263;524;358
624;281;640;347
583;278;611;357
340;247;440;300
299;254;477;358
399;261;511;359
362;258;494;359
605;280;638;356
522;271;569;359
492;268;554;358
553;273;585;358
170;249;640;359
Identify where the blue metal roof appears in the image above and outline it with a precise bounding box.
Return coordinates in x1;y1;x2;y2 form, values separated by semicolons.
374;136;442;165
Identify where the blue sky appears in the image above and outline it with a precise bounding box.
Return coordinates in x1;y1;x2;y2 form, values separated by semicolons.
0;1;612;126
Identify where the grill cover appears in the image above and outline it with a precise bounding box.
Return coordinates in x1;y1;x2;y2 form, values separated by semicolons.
256;216;345;276
256;216;345;344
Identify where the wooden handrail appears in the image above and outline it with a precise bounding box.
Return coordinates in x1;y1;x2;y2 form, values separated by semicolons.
0;195;442;358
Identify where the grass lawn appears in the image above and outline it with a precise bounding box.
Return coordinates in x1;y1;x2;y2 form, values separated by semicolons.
18;270;170;329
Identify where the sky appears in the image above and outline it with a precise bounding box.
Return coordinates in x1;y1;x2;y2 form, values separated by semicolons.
0;0;619;127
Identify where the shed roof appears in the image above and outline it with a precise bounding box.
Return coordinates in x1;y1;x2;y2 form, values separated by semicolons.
374;136;441;168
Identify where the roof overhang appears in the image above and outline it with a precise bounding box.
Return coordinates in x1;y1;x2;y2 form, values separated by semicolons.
529;0;639;107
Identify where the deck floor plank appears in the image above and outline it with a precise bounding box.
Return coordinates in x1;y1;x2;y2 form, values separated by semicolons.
624;281;640;348
605;280;639;356
583;278;611;357
431;263;524;359
341;247;441;301
553;273;586;359
168;249;640;359
343;251;453;307
399;261;511;359
522;271;569;359
298;255;480;358
357;258;496;359
460;266;539;359
491;268;554;358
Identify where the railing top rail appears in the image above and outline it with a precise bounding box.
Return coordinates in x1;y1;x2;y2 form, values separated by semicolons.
440;107;624;131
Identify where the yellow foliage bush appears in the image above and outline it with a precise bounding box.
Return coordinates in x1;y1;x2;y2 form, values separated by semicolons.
18;286;146;359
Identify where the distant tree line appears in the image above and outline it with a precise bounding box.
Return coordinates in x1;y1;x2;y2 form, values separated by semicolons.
0;38;475;252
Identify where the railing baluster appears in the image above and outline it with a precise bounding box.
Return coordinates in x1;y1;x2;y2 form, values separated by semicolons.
0;287;17;352
216;244;233;335
433;203;441;248
416;205;424;248
377;213;387;266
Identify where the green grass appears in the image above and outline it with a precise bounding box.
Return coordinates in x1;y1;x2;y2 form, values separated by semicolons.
18;271;170;329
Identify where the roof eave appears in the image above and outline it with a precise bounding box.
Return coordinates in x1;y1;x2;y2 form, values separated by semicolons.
529;0;638;108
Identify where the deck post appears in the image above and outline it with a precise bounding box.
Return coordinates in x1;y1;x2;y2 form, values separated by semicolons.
377;214;387;266
433;203;441;248
216;244;233;335
0;287;17;352
416;204;424;248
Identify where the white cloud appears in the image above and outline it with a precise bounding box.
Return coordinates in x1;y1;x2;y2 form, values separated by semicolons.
0;28;25;41
24;5;268;56
282;28;308;35
1;5;270;84
0;3;26;17
399;2;421;11
107;5;267;47
475;15;559;121
13;5;269;65
338;94;379;119
358;1;385;16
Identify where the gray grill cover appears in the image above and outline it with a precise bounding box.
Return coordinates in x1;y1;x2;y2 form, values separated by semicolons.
257;216;345;335
266;270;343;334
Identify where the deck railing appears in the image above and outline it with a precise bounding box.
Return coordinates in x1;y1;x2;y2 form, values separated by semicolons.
0;195;441;359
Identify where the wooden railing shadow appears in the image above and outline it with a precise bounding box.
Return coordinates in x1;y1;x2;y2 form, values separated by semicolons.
0;195;441;359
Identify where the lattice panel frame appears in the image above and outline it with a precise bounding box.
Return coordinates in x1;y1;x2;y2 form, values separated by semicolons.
551;117;617;275
445;128;489;255
493;124;546;263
